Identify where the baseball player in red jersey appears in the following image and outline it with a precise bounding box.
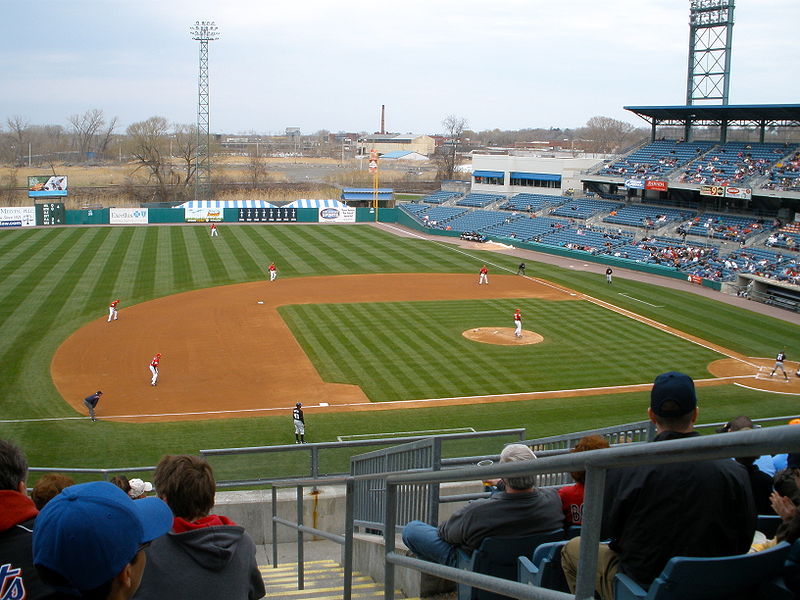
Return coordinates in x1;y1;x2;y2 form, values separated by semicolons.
268;262;277;282
514;308;522;338
108;299;120;322
149;353;161;386
478;265;489;285
210;223;218;237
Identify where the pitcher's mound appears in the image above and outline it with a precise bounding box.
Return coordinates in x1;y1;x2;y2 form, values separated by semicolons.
463;327;544;346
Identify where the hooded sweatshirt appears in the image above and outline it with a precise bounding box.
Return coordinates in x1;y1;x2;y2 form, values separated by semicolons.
133;514;265;600
0;490;60;599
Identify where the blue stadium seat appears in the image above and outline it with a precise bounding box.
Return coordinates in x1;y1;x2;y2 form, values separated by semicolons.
457;529;566;600
613;542;791;600
517;540;570;593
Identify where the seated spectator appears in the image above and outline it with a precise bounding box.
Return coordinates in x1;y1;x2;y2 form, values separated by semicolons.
110;475;131;495
31;473;76;510
127;478;153;500
561;372;755;600
752;454;800;554
0;439;61;599
558;435;610;526
133;455;265;600
32;480;172;599
402;444;563;566
716;416;775;515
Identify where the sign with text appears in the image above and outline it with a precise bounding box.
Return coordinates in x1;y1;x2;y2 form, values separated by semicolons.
110;208;149;224
184;208;222;222
28;175;68;198
623;179;645;189
35;202;66;226
699;185;725;197
0;206;36;227
318;206;356;223
644;180;668;192
236;207;297;222
723;186;752;200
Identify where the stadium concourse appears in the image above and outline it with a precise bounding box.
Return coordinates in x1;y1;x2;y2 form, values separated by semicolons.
49;221;799;424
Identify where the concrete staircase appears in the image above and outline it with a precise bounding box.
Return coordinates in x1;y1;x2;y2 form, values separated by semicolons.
261;559;420;599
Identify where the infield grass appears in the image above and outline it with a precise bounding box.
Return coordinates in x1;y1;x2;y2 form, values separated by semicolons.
0;223;798;474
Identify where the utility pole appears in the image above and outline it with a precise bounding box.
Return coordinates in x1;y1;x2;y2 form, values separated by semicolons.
190;20;219;201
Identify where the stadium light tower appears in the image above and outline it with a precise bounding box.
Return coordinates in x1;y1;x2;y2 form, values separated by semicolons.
190;20;219;201
686;0;735;105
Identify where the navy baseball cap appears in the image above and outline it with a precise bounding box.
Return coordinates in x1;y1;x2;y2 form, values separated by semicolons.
650;371;697;417
33;481;172;592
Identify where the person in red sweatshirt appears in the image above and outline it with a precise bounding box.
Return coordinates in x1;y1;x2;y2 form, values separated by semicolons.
133;454;265;600
0;439;61;599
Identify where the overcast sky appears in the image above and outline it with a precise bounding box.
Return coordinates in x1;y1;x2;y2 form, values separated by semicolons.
1;0;797;136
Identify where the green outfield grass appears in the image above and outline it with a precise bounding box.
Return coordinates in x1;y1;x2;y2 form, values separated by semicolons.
0;223;798;475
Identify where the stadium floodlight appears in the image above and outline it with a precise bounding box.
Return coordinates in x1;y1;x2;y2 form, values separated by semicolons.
189;20;220;201
686;0;735;105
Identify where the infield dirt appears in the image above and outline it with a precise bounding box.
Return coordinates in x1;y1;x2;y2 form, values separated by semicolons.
51;273;798;422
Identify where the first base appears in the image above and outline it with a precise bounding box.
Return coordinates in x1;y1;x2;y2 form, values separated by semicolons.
257;301;264;304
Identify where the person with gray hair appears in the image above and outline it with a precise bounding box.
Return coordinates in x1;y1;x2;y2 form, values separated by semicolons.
401;443;563;567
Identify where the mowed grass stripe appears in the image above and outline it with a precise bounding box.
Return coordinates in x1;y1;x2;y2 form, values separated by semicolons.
187;226;227;284
85;228;136;315
133;228;159;300
281;226;366;275
241;225;317;274
218;225;269;280
170;227;195;291
0;229;67;306
283;299;724;402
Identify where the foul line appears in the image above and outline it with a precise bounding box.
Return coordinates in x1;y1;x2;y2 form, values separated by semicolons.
618;293;664;308
0;375;755;424
734;382;800;396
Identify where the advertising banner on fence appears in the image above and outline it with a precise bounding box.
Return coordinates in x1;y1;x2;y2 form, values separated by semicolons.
644;180;668;192
109;208;149;224
0;206;36;227
28;175;68;198
700;185;725;197
185;208;223;222
724;186;752;200
624;179;645;189
318;206;356;223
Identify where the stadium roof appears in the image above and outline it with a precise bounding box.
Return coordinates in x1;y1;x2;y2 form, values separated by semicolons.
624;104;800;126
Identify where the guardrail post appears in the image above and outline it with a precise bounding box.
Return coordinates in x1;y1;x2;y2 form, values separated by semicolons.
311;445;320;479
296;485;304;590
430;437;442;525
384;480;397;600
343;477;355;600
575;466;606;600
271;486;279;567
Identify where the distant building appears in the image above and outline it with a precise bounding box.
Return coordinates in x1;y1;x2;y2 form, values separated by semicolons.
357;134;435;157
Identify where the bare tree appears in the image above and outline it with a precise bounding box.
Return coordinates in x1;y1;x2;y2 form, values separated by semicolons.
172;124;199;192
246;145;271;187
125;116;173;202
68;109;107;157
95;116;119;157
5;116;30;163
580;116;640;154
435;115;469;181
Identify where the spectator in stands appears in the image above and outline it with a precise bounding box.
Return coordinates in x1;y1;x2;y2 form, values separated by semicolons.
716;416;775;515
111;474;131;495
402;444;563;567
33;481;172;599
128;478;153;500
30;473;75;510
0;439;61;599
558;435;610;526
561;372;756;600
133;454;266;600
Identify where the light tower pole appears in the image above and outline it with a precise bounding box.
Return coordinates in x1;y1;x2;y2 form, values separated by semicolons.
190;20;219;201
686;0;735;106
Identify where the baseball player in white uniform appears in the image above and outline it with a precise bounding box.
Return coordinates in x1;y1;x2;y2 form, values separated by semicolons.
149;353;161;386
293;402;305;443
108;299;120;322
771;350;789;380
514;309;522;338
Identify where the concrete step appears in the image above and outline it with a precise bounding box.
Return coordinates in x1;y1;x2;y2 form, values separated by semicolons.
261;559;419;599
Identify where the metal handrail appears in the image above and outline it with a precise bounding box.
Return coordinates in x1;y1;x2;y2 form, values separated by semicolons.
382;425;800;600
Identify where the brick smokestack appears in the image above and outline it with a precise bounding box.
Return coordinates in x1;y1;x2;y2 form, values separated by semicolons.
381;105;385;134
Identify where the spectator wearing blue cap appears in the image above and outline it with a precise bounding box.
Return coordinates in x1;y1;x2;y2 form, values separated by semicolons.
561;372;756;600
32;481;173;599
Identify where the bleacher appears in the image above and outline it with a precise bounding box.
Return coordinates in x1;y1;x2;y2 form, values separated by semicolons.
597;140;714;178
550;198;624;219
424;205;468;224
500;193;568;213
685;213;772;241
678;142;793;186
423;190;461;204
445;209;513;233
455;193;506;208
538;227;633;253
763;151;800;191
397;202;428;216
767;222;800;252
603;205;695;229
486;215;571;242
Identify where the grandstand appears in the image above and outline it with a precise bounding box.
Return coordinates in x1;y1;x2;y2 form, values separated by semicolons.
550;198;623;219
455;192;506;208
500;193;568;213
421;190;462;204
602;204;695;229
597;139;714;179
684;212;773;242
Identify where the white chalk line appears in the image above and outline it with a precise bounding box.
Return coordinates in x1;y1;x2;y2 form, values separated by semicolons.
734;382;800;396
2;375;756;424
618;293;664;308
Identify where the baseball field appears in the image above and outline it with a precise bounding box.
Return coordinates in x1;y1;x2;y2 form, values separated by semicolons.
1;222;799;479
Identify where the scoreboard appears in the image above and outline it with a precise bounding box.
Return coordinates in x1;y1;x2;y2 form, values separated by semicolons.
237;208;297;222
35;202;66;226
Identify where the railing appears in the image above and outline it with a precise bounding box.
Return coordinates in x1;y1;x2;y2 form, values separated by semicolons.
381;424;800;600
